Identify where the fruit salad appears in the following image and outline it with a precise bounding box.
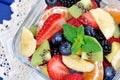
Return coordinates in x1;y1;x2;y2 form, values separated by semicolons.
20;0;120;80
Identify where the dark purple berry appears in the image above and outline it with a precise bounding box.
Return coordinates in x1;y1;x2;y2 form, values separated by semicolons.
59;0;77;7
52;32;65;45
45;0;58;6
104;66;115;80
59;41;71;55
95;0;101;7
84;25;96;37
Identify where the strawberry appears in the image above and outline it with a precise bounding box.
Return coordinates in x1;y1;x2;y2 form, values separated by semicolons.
91;0;98;9
67;18;82;27
108;36;120;44
36;14;66;47
63;73;84;80
47;55;70;80
77;12;98;29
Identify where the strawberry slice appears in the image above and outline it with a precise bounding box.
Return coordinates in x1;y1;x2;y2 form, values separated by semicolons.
77;12;98;29
47;55;70;80
36;14;66;47
63;73;84;80
67;18;82;27
91;0;98;9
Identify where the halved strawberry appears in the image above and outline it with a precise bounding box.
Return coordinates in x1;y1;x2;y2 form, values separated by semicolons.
67;18;82;27
36;13;66;47
63;73;84;80
77;12;98;29
91;0;98;9
47;55;70;80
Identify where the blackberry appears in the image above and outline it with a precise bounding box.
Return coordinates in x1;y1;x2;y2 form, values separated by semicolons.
101;40;111;55
95;30;106;41
59;0;77;7
95;0;101;7
94;30;111;55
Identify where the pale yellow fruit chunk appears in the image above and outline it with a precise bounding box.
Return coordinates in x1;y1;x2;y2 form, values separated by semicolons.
62;55;94;72
106;42;120;62
90;8;116;39
112;50;120;70
21;27;36;57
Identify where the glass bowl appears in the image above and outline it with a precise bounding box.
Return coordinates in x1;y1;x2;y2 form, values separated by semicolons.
12;0;120;80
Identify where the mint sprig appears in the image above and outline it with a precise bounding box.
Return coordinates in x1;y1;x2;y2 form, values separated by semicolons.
62;23;102;54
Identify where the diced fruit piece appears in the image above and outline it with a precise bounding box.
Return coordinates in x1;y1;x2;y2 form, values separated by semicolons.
47;55;70;80
94;0;101;7
91;0;98;8
40;65;49;77
31;40;51;66
78;12;98;29
36;13;66;47
103;5;120;24
67;18;82;27
113;24;120;38
51;32;65;45
62;55;94;72
104;66;115;80
29;25;38;37
108;37;120;43
83;61;103;80
105;42;120;63
38;7;72;32
112;50;120;70
59;41;72;55
45;0;58;6
90;8;116;39
21;27;36;57
59;0;77;8
68;0;93;18
84;25;96;37
63;73;84;80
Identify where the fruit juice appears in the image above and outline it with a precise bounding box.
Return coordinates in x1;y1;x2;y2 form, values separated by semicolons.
20;0;120;80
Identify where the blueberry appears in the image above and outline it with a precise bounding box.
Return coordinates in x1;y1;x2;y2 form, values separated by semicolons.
52;32;65;45
0;77;3;80
59;41;71;55
84;25;96;37
104;66;115;80
45;0;58;6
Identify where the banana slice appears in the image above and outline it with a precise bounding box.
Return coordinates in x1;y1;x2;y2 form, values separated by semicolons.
38;7;72;31
106;42;120;62
62;55;94;72
21;27;36;57
112;50;120;70
90;8;116;39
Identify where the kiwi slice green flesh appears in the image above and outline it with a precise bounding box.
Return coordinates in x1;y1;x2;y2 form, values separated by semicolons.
31;40;51;66
113;24;120;38
68;0;93;18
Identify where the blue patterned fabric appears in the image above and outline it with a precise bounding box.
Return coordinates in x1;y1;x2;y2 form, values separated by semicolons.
0;0;14;24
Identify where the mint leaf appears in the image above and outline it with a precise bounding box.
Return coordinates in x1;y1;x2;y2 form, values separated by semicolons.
71;26;85;53
63;24;77;42
77;25;84;36
82;36;102;52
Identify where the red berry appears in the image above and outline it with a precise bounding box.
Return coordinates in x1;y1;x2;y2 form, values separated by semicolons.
68;18;82;27
78;12;98;29
91;0;98;9
63;73;84;80
108;37;120;43
47;55;70;80
36;13;66;47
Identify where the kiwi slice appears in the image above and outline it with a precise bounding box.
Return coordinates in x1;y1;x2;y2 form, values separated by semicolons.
68;0;93;18
113;24;120;38
30;25;38;37
31;40;51;66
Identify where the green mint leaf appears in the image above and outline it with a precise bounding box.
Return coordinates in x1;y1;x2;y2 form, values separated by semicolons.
77;25;84;37
82;36;102;52
71;26;85;53
62;24;77;42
